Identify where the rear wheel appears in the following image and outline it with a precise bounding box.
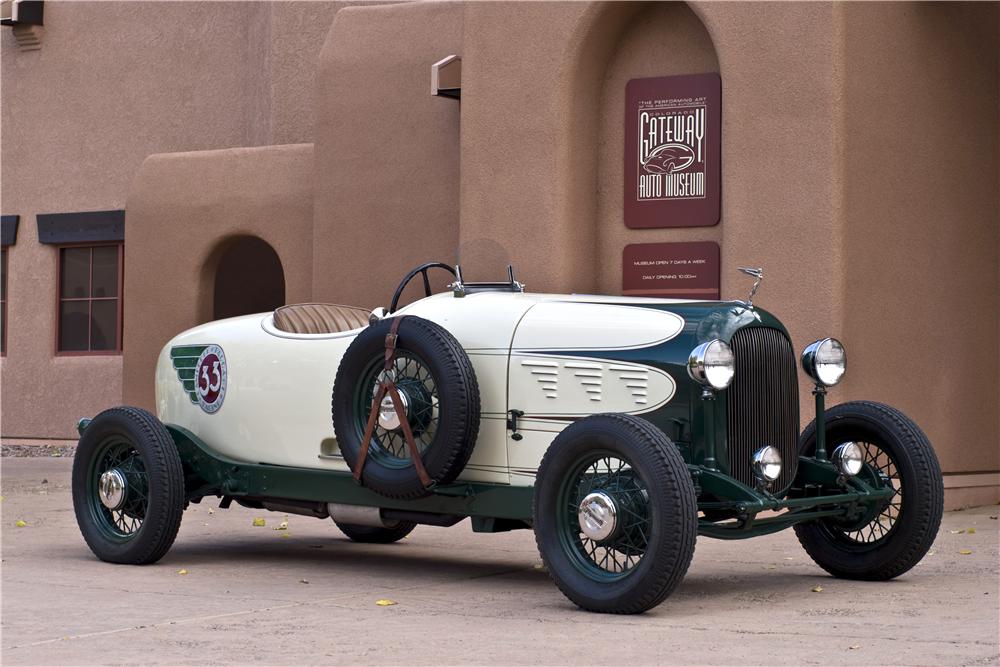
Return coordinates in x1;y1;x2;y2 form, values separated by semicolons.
72;407;185;564
794;401;943;580
533;414;697;614
334;520;416;544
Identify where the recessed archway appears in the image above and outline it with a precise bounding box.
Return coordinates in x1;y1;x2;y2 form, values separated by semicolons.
212;236;286;320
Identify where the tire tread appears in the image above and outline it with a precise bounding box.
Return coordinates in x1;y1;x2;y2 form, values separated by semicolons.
794;400;943;581
534;413;697;614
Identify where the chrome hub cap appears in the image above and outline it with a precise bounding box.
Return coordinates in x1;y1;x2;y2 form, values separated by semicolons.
98;469;127;510
376;389;409;431
578;491;618;542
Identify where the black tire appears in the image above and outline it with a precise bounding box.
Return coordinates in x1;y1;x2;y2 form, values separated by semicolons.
533;414;697;614
332;316;480;499
794;400;943;580
334;519;417;543
72;406;185;564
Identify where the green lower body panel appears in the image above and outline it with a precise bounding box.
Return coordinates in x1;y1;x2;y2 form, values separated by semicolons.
167;426;892;538
168;426;535;521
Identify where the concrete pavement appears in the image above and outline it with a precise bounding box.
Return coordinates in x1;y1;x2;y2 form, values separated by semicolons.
2;457;998;666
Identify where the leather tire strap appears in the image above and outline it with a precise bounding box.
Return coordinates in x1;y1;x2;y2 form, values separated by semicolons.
352;316;433;489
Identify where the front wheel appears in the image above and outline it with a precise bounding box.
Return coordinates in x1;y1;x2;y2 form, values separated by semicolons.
533;414;697;614
72;407;185;564
794;401;943;580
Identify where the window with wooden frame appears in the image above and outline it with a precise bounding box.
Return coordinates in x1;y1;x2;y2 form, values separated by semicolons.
57;244;122;353
1;247;7;355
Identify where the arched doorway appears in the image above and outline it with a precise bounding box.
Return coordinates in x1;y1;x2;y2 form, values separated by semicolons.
212;236;286;320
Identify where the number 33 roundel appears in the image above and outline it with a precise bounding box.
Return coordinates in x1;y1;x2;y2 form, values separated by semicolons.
194;345;227;414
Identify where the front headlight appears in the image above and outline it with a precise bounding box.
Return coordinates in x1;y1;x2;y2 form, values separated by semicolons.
832;442;864;476
801;337;846;387
752;445;782;482
688;339;735;390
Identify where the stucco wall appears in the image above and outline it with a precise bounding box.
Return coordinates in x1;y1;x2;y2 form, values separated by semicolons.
1;1;346;440
838;2;1000;505
311;2;463;309
121;144;315;411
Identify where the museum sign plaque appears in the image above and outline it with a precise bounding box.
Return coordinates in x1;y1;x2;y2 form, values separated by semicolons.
625;73;721;229
622;241;720;299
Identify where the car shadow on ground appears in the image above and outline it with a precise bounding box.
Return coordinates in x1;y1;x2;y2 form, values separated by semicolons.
61;531;858;606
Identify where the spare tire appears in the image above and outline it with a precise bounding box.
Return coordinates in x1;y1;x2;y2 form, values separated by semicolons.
332;316;480;499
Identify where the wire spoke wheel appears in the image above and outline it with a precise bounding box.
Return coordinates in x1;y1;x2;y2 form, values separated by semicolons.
73;406;185;564
534;414;697;614
332;316;480;500
558;452;652;581
838;441;902;545
794;401;943;581
87;439;150;539
355;351;440;467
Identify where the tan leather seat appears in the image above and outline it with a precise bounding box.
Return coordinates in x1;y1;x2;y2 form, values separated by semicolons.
272;303;370;334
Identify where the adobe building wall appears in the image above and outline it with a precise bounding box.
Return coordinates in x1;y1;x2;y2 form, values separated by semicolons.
311;2;463;309
838;2;1000;506
121;144;315;412
1;1;353;441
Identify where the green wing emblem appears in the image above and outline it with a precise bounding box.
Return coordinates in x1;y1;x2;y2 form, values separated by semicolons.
170;345;208;404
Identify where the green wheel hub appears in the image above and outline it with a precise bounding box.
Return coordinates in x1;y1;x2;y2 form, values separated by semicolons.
557;452;652;581
85;438;149;541
353;350;440;469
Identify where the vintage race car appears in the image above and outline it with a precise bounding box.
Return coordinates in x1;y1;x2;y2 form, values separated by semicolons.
72;262;943;614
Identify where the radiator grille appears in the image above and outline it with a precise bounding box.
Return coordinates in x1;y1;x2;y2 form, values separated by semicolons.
725;327;799;493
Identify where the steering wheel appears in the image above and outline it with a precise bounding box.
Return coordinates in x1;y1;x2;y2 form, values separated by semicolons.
388;262;458;314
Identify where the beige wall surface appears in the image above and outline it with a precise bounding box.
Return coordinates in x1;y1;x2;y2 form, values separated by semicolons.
122;144;315;411
1;1;344;439
838;3;999;481
311;2;463;309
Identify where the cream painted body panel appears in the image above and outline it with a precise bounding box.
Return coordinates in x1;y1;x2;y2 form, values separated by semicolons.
511;302;683;351
509;355;676;417
155;291;690;489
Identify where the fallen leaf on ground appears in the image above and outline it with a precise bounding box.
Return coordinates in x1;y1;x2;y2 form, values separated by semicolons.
927;551;935;556
202;523;209;527
989;516;998;520
959;549;972;555
15;520;26;527
252;517;266;527
967;527;976;534
811;586;823;593
784;557;794;560
274;520;289;531
848;645;860;650
299;579;309;584
950;529;965;534
177;569;188;575
375;599;397;606
207;508;215;515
